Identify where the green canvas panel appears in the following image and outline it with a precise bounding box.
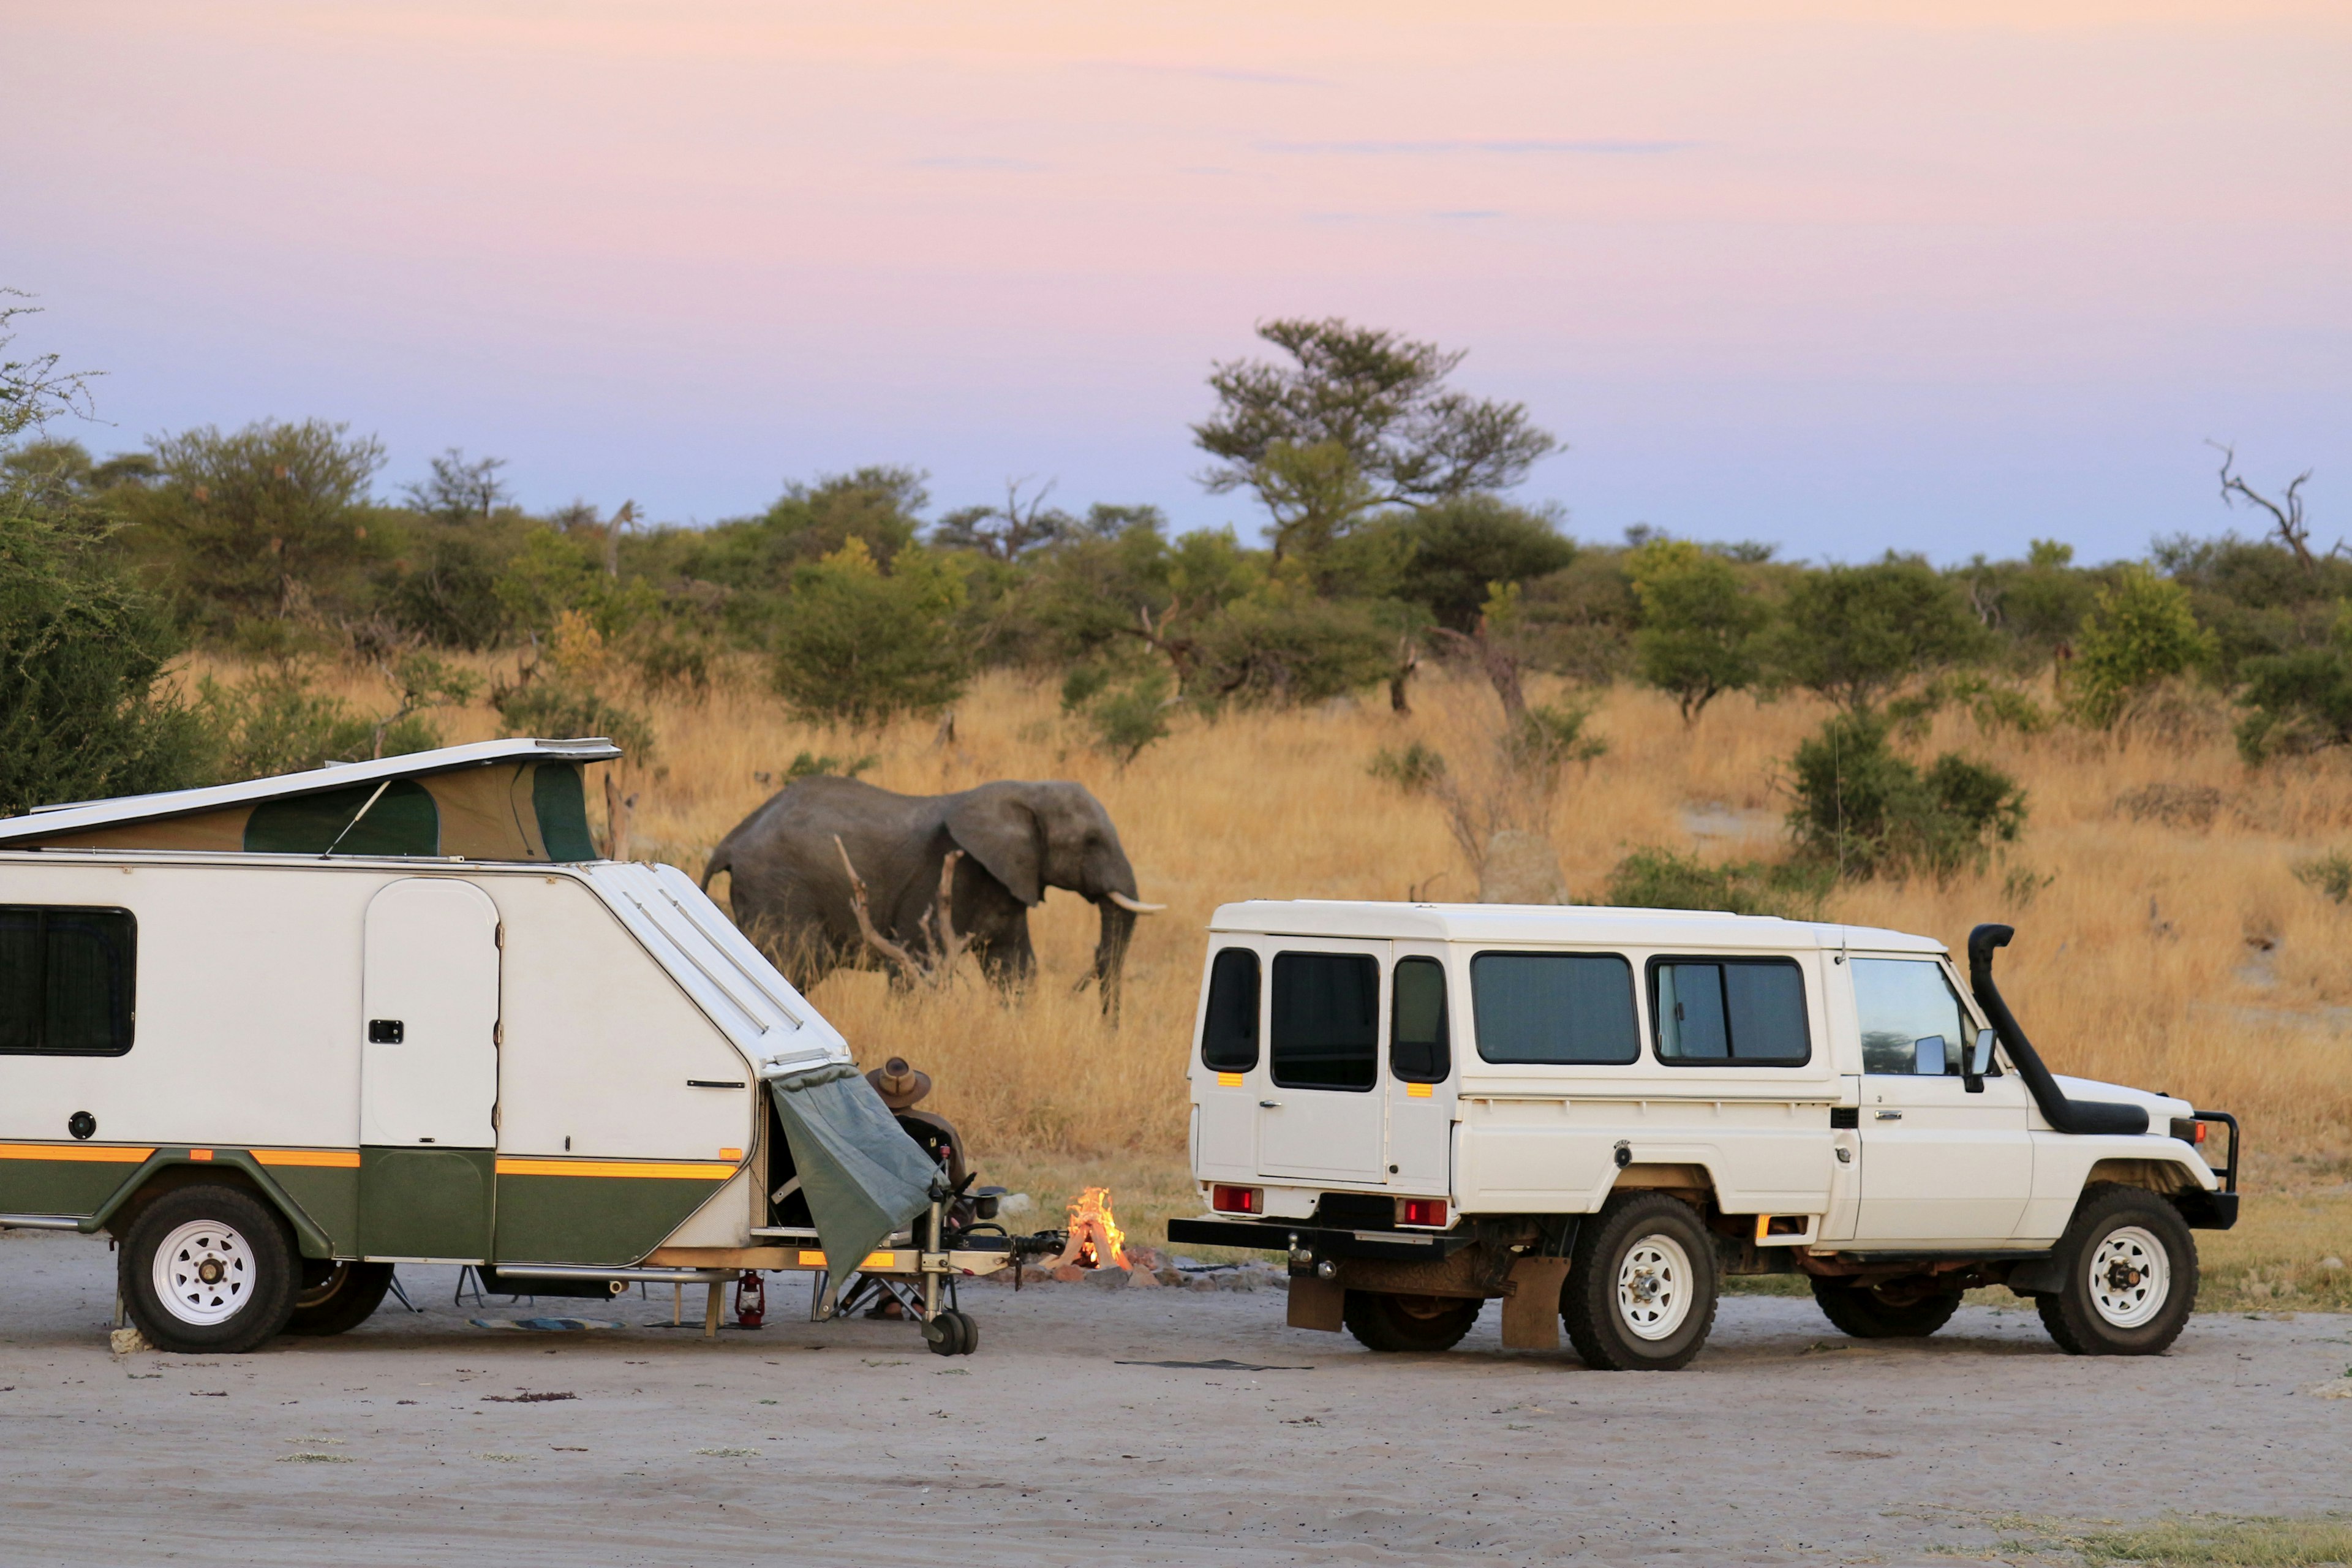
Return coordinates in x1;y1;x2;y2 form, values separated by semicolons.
530;764;596;862
0;1153;144;1216
244;780;440;856
766;1064;938;1279
492;1174;727;1265
358;1147;494;1258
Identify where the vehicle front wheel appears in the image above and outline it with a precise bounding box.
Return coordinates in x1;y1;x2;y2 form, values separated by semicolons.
1810;1276;1962;1339
1562;1192;1719;1371
285;1261;396;1338
2035;1184;2197;1355
1343;1290;1483;1353
121;1184;300;1354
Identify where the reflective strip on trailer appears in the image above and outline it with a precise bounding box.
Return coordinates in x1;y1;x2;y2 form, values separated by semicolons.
493;1158;741;1180
0;1143;155;1163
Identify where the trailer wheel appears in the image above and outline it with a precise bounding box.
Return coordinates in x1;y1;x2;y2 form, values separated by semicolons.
924;1309;976;1357
121;1184;299;1354
1562;1191;1719;1371
2035;1183;2197;1356
285;1261;396;1338
1342;1291;1483;1353
1810;1277;1962;1339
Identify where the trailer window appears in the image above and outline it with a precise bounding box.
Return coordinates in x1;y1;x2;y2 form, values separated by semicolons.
1199;948;1260;1072
1652;958;1809;1065
1270;952;1379;1091
1471;952;1639;1065
244;779;439;856
1390;957;1450;1083
0;906;137;1057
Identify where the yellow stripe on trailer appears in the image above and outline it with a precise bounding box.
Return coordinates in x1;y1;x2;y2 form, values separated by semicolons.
254;1148;363;1169
494;1158;738;1180
794;1248;900;1270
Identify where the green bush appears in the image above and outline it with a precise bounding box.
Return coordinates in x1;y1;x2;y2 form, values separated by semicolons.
1627;540;1766;722
1605;847;1830;919
2069;565;2213;726
1769;556;1989;711
1369;741;1447;794
1186;595;1393;706
2293;851;2352;905
2235;617;2352;763
769;539;970;728
0;507;212;816
1787;710;2026;881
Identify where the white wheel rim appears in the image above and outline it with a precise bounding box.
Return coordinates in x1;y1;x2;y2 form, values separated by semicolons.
2087;1224;2169;1329
1616;1232;1694;1341
152;1219;258;1327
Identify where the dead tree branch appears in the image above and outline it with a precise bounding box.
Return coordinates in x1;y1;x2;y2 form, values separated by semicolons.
2211;440;2323;571
835;834;925;980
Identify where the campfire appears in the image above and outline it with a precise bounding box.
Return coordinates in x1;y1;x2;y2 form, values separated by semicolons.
1050;1186;1130;1271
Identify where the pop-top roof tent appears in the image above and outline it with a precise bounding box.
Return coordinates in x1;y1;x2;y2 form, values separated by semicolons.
0;737;622;861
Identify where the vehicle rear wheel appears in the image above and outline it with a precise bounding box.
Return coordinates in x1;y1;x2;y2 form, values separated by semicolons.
1810;1276;1962;1339
285;1261;396;1338
2035;1184;2196;1356
1562;1191;1719;1371
1343;1290;1483;1353
121;1184;300;1354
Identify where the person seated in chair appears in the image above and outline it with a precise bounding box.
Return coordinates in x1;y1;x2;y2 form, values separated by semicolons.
862;1058;968;1319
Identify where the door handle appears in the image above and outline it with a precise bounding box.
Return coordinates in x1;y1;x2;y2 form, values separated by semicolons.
1874;1109;1903;1120
687;1080;747;1090
1259;1099;1282;1109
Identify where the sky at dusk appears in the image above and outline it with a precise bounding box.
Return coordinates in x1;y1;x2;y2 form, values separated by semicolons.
5;1;2346;563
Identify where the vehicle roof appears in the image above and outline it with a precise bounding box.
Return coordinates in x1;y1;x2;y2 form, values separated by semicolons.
1206;899;1945;954
0;737;622;845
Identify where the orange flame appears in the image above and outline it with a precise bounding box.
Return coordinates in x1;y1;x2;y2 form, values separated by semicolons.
1063;1186;1130;1270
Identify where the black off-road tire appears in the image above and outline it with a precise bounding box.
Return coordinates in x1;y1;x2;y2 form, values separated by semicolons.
285;1261;396;1338
1342;1290;1483;1353
121;1184;300;1354
1562;1192;1719;1371
1811;1277;1964;1339
2034;1184;2197;1356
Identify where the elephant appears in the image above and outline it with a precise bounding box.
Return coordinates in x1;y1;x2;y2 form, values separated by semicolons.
701;777;1161;1011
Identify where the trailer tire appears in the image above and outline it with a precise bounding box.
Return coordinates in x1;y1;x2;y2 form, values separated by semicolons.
1810;1277;1962;1339
121;1184;300;1354
1562;1191;1718;1371
1342;1291;1483;1353
2035;1183;2197;1356
285;1261;396;1338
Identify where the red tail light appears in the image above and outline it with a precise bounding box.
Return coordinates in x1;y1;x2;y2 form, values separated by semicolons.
1212;1184;1259;1215
1400;1197;1447;1228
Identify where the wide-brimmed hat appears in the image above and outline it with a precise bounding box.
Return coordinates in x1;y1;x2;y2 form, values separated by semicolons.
867;1057;932;1110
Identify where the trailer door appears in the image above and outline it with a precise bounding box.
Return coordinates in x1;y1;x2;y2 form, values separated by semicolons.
360;878;501;1259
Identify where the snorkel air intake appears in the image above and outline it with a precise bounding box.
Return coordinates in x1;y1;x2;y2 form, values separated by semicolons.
1967;924;2147;1136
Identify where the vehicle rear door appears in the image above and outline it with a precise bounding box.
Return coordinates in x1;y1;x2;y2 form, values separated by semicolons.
1383;941;1454;1193
1849;955;2034;1244
1192;941;1264;1183
1256;941;1388;1186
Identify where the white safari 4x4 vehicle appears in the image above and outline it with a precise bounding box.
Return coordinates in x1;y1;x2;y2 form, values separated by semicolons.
1170;902;2238;1370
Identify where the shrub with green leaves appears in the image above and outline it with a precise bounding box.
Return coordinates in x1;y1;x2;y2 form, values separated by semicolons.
2068;564;2213;726
1787;710;2026;881
2235;609;2352;763
1626;539;1766;722
1768;556;1989;711
1186;595;1393;706
770;539;970;728
1605;846;1829;920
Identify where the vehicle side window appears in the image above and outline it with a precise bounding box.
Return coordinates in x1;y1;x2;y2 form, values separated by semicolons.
1390;957;1450;1084
1471;952;1639;1065
1653;958;1809;1065
1199;948;1261;1072
1852;957;1980;1075
1270;952;1379;1091
0;905;137;1057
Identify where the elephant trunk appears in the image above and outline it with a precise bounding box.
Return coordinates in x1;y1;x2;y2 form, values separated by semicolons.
1089;898;1139;1019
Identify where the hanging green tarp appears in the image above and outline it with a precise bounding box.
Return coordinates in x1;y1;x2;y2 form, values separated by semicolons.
766;1063;940;1294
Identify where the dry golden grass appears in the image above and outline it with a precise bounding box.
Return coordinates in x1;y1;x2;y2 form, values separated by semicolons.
255;655;2352;1239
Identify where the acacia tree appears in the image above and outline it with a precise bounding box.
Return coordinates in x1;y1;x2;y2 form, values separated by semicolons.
1192;318;1558;562
1627;540;1767;723
1770;557;1988;712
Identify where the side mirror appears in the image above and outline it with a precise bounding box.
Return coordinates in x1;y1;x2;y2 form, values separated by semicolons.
1962;1027;1996;1093
1912;1036;1947;1076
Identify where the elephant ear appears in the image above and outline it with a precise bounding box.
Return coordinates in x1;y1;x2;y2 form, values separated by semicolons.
944;791;1045;907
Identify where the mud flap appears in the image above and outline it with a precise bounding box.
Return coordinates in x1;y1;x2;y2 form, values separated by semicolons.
1501;1257;1571;1350
1287;1274;1344;1332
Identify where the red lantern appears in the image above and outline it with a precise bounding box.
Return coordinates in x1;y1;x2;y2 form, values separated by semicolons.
733;1270;766;1328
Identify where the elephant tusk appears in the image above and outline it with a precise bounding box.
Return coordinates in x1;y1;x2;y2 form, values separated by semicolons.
1106;891;1166;914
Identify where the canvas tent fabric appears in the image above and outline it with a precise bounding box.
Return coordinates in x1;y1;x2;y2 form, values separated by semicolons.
766;1063;941;1289
0;739;622;862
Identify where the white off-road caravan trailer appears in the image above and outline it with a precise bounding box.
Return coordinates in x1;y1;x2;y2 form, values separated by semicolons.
0;740;1011;1354
1171;900;2239;1369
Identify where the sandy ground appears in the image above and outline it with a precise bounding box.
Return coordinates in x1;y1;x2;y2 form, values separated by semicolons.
2;1229;2348;1567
